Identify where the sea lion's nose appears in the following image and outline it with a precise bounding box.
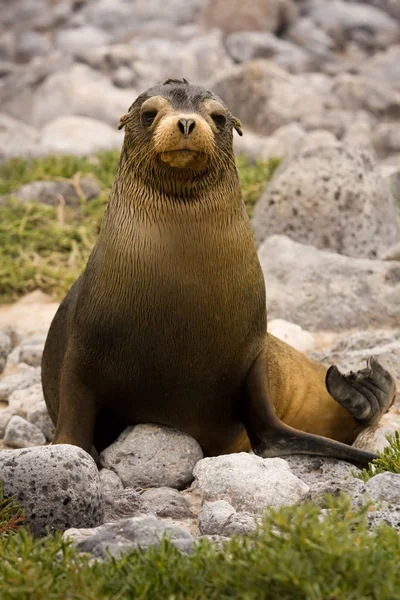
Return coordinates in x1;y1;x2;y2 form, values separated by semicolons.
177;118;196;139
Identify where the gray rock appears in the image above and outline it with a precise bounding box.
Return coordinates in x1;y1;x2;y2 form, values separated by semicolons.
0;445;103;536
200;0;298;35
252;145;400;257
359;45;400;91
364;473;400;505
25;401;55;442
141;487;194;519
0;366;41;402
0;330;11;375
4;415;46;448
198;500;236;535
100;424;203;490
54;27;111;54
15;32;52;63
99;468;124;495
259;236;400;331
8;382;44;415
64;515;193;558
193;453;309;513
104;489;154;523
0;114;41;163
366;507;400;531
112;66;135;89
31;64;134;128
373;123;400;158
212;60;340;136
333;73;400;119
4;178;101;207
225;32;315;74
286;17;336;57
381;242;400;261
41;116;123;155
285;455;364;504
309;0;400;50
357;0;400;21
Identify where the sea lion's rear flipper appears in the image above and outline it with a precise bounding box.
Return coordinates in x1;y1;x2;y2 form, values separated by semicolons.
326;357;396;426
242;350;378;468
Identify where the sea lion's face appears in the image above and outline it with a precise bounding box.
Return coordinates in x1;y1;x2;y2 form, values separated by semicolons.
119;79;242;173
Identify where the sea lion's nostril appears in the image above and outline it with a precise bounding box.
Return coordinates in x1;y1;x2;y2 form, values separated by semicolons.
178;118;196;138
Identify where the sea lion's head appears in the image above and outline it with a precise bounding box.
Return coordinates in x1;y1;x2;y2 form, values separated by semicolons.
118;79;242;177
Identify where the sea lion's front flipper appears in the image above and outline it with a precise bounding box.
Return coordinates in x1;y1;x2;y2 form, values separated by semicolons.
243;351;378;468
326;357;396;426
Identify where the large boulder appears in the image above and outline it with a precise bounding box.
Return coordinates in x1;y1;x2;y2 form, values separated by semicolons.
41;116;123;155
0;445;104;537
332;73;400;119
259;235;400;331
252;144;400;257
100;424;203;489
199;0;298;35
0;114;41;163
193;453;309;513
359;45;400;91
211;60;340;136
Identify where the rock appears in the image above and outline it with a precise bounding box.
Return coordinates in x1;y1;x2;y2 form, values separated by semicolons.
259;236;400;331
193;453;309;513
31;64;134;128
103;489;154;523
4;177;101;207
200;0;298;35
364;473;400;505
381;242;400;261
253;145;400;258
141;487;194;519
100;424;203;490
342;121;375;153
309;0;400;50
359;45;400;91
0;291;59;340
0;330;11;375
333;74;400;119
8;382;44;415
211;60;340;136
0;366;41;402
41;116;123;155
99;468;124;495
54;27;111;54
25;401;55;442
198;500;259;536
112;66;135;89
225;32;315;74
373;123;400;158
15;31;52;63
83;0;205;38
267;319;316;352
5;335;47;368
366;506;400;532
64;515;193;558
234;123;306;163
0;445;104;536
0;114;41;163
357;0;400;21
286;17;335;57
354;412;400;453
285;455;364;504
3;415;46;448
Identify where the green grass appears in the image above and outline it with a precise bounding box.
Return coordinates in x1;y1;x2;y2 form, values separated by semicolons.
0;152;279;302
1;495;400;599
355;432;400;483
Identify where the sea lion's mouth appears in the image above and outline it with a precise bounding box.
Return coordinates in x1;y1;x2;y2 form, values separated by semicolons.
159;149;206;169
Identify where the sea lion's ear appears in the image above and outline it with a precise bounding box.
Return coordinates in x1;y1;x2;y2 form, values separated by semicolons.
232;116;243;137
118;113;129;130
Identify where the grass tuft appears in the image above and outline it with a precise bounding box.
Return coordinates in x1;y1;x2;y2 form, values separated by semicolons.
0;152;280;302
355;431;400;483
0;484;25;538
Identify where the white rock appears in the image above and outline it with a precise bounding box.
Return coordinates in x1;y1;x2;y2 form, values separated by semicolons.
25;400;55;442
268;319;316;352
193;453;309;513
0;366;41;402
41;115;123;155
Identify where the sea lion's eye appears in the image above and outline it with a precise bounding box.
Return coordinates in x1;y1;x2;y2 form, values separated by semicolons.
211;113;227;129
141;110;158;127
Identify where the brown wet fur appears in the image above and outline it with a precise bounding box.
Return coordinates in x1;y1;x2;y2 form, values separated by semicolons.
42;79;394;466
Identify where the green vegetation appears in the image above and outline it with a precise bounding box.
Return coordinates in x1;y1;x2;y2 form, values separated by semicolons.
0;152;280;302
0;495;400;599
0;484;24;538
356;431;400;483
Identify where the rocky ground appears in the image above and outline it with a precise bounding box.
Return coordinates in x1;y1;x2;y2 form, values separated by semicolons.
1;0;400;556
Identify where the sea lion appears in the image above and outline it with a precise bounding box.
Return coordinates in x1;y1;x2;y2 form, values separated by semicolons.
42;79;396;466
